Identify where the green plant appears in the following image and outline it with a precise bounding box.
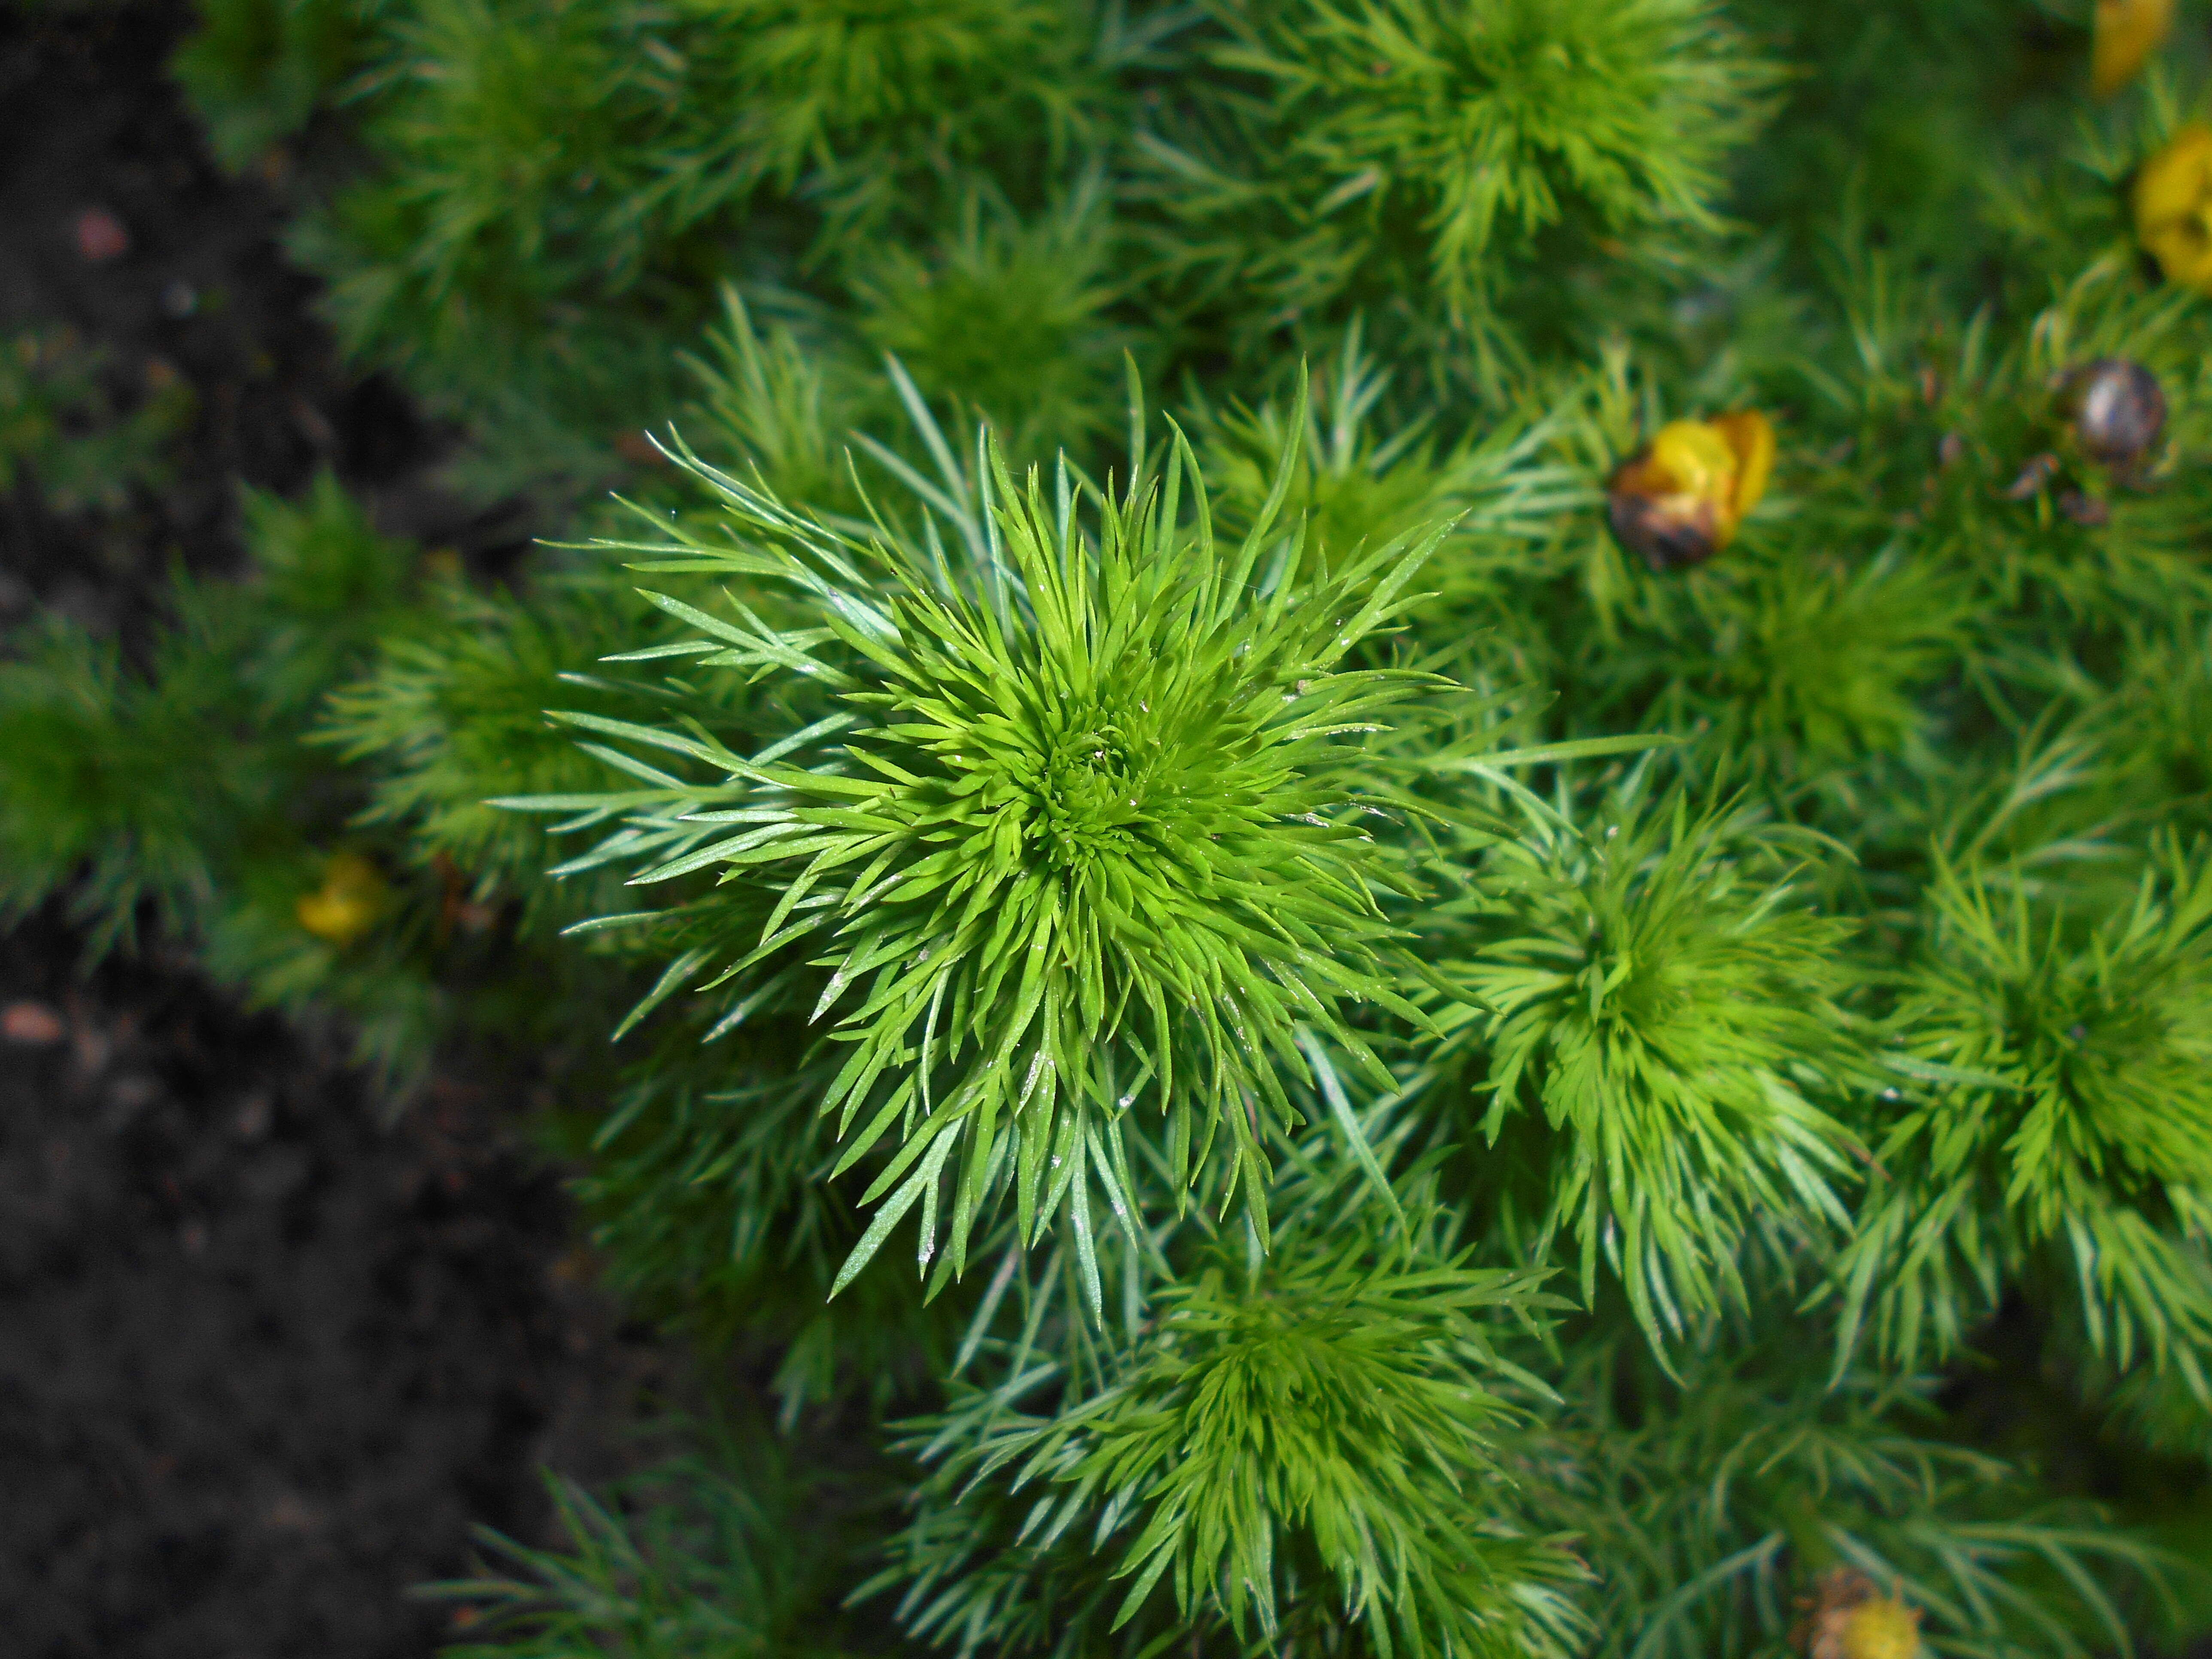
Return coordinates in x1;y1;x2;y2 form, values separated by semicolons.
0;328;194;513
17;0;2212;1650
170;0;370;169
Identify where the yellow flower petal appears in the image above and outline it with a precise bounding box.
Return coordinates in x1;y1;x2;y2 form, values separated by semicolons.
2133;124;2212;292
1839;1598;1924;1659
2093;0;2172;97
1710;409;1776;519
1805;1571;1927;1659
1609;412;1779;570
1647;418;1739;505
297;851;390;947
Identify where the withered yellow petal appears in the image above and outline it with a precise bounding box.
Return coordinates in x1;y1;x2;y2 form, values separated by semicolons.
297;851;390;947
2093;0;2172;97
2134;124;2212;292
1710;410;1776;518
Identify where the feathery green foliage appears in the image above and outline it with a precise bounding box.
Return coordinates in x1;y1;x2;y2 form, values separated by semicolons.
169;0;368;169
520;369;1467;1304
1135;0;1786;381
559;1018;961;1419
1834;835;2212;1392
846;179;1135;465
0;327;195;512
1523;1316;2174;1659
1421;768;1860;1352
322;575;671;879
416;1426;873;1659
0;471;412;932
1184;320;1589;589
876;1104;1587;1659
916;1270;1580;1657
0;612;246;944
27;0;2212;1650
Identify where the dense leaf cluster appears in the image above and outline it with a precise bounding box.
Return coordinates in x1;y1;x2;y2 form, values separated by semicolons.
6;0;2212;1651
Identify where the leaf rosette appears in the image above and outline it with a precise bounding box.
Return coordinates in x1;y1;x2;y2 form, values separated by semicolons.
527;368;1459;1306
1419;773;1862;1354
873;1126;1586;1659
1832;836;2212;1389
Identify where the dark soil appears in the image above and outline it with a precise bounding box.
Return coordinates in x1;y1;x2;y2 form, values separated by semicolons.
0;0;531;641
0;4;669;1656
0;911;671;1659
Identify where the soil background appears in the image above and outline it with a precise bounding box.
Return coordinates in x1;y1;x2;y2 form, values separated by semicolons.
0;4;672;1655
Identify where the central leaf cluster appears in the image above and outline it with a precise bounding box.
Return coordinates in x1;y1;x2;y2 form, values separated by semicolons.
897;670;1263;893
546;382;1455;1312
1030;718;1150;872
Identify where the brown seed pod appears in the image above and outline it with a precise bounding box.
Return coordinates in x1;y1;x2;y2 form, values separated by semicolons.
2058;489;2111;526
2005;452;2060;500
1607;473;1723;571
2061;358;2166;472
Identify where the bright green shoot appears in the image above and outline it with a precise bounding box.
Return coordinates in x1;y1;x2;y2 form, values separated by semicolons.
520;363;1462;1314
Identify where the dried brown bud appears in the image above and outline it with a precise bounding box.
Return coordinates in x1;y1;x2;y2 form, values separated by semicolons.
2061;358;2166;472
2058;489;2111;526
